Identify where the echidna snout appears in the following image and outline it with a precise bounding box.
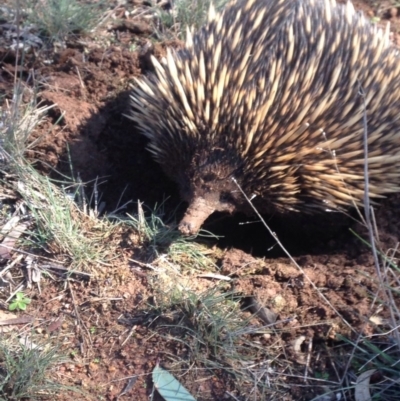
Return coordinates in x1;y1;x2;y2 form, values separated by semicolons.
178;196;218;236
178;170;241;236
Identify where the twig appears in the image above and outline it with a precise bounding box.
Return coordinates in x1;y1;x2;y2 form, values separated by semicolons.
75;66;85;89
359;85;381;278
340;84;400;386
67;281;93;356
14;0;20;89
359;84;400;349
304;337;313;383
121;325;137;347
0;316;34;326
231;177;355;332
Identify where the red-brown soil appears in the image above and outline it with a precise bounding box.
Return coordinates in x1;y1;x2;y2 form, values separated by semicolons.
1;1;400;400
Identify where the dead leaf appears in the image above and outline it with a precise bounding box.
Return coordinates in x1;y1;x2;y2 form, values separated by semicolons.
47;317;63;333
355;369;376;401
0;218;29;260
292;335;307;365
247;296;278;325
369;315;384;325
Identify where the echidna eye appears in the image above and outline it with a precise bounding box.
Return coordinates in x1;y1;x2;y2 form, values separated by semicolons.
220;192;234;203
204;173;217;182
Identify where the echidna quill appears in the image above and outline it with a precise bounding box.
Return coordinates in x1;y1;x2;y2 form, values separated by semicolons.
129;0;400;236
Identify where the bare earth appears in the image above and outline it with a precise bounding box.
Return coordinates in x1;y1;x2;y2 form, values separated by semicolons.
1;1;400;400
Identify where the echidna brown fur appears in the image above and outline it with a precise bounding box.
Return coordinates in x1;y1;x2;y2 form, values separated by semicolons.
129;0;400;235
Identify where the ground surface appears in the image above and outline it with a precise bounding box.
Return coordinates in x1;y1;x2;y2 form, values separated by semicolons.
1;1;400;400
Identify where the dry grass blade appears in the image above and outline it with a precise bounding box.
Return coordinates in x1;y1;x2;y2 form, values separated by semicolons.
0;93;54;165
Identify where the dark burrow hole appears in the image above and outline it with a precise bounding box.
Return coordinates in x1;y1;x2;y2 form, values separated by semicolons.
201;211;354;257
57;90;359;259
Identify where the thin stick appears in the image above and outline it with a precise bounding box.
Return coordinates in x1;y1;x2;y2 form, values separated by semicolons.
231;177;355;332
359;86;381;277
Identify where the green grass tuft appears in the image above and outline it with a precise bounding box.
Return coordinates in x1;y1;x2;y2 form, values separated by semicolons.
153;0;229;40
21;0;105;42
0;337;74;400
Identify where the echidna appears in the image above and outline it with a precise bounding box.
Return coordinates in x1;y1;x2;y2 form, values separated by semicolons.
130;0;400;236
